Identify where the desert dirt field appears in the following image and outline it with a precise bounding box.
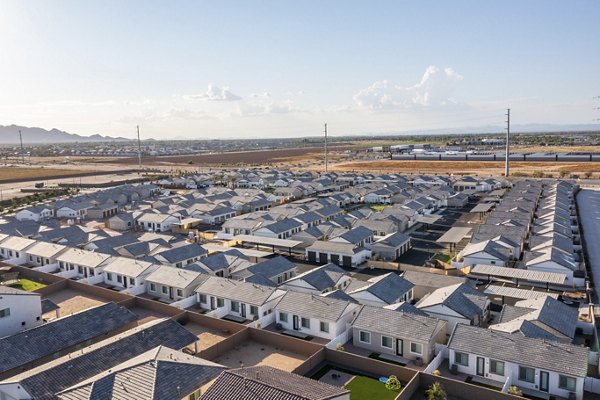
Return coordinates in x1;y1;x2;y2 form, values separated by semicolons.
0;167;90;182
42;289;106;318
212;340;305;371
323;160;600;176
109;146;363;166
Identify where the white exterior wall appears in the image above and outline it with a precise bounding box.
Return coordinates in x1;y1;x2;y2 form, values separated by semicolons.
274;304;358;340
528;262;577;286
0;294;42;338
448;349;585;400
462;252;506;267
419;305;470;333
0;248;27;265
197;293;280;320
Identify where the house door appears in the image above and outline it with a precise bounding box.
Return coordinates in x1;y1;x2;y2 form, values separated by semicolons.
396;339;403;356
331;254;340;265
241;304;246;318
307;251;316;263
319;253;328;264
169;287;174;300
476;357;485;377
210;297;215;310
342;256;352;267
539;371;549;393
293;315;300;330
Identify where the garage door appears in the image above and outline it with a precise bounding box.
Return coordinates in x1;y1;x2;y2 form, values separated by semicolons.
331;254;340;265
342;256;352;268
319;253;328;264
307;251;316;263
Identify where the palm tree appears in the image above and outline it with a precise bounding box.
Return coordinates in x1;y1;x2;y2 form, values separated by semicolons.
425;382;447;400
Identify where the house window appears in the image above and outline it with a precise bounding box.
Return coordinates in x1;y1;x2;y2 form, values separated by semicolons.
490;360;505;376
279;312;288;322
250;306;258;315
161;286;168;294
410;342;423;355
217;298;224;308
199;294;207;304
176;289;183;297
559;375;577;392
231;301;240;312
117;275;122;283
454;352;469;366
106;272;113;281
320;321;329;333
150;283;156;292
176;262;183;268
129;278;135;286
301;317;310;329
0;308;10;318
381;336;393;349
188;388;202;400
359;331;371;344
519;366;535;383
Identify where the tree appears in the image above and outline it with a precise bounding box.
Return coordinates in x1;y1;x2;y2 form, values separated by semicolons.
425;382;447;400
558;170;569;178
584;171;593;179
385;375;401;391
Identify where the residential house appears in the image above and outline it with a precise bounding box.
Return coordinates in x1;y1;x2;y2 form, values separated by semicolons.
135;212;180;232
448;324;588;400
330;226;375;249
274;291;360;340
0;236;36;265
252;219;302;240
15;205;53;222
230;255;297;285
347;273;414;306
280;263;351;294
154;243;208;268
107;212;136;231
306;241;371;267
56;248;113;283
351;305;446;364
416;283;490;332
371;232;411;261
23;241;67;269
145;266;209;303
195;276;285;321
0;286;42;338
102;257;159;295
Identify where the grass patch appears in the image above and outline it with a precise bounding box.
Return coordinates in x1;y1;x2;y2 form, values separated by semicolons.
9;279;46;292
432;253;453;263
345;375;401;400
369;205;391;212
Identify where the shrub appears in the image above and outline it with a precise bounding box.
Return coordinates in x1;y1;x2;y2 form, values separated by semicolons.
426;382;447;400
508;386;523;396
385;375;401;391
335;342;345;352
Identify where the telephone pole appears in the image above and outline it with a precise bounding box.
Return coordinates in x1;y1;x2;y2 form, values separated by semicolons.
324;123;328;173
137;125;142;170
19;130;25;165
505;109;510;177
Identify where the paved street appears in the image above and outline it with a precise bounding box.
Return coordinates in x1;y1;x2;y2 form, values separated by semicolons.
577;189;600;300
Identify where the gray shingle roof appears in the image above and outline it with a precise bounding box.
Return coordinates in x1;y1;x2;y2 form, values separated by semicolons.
156;243;207;264
0;302;138;375
200;366;349;400
195;276;281;305
349;273;414;305
288;263;348;292
417;283;488;319
352;305;445;342
14;319;198;400
275;291;354;321
448;324;588;378
57;346;226;400
338;226;373;244
247;255;296;279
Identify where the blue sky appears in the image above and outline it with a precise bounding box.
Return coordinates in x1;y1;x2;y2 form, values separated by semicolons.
0;0;598;139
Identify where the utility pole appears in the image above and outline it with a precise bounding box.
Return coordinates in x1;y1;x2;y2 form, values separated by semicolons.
324;123;328;173
137;125;142;170
19;130;25;165
505;109;510;177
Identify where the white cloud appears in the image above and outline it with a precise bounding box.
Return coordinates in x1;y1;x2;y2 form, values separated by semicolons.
187;84;242;101
353;66;464;111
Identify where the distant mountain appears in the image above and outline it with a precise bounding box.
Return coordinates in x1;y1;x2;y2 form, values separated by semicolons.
0;125;131;144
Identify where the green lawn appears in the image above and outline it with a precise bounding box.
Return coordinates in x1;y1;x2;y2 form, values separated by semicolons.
345;376;401;400
9;279;46;292
369;205;391;212
432;253;453;263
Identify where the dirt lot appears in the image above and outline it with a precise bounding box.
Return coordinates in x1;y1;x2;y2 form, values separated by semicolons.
42;289;106;318
0;167;89;182
183;321;231;351
212;340;305;371
110;146;363;166
323;160;600;176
